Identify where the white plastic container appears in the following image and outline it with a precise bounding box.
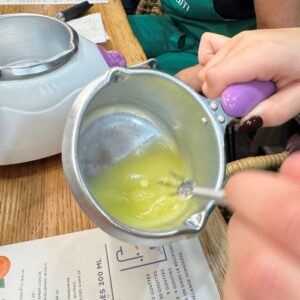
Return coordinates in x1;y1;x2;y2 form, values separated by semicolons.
0;14;126;165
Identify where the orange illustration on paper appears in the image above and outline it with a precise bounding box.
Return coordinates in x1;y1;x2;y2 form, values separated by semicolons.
0;256;10;288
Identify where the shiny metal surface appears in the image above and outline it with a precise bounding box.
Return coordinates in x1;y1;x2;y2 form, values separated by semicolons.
0;14;78;80
62;68;229;245
177;180;226;202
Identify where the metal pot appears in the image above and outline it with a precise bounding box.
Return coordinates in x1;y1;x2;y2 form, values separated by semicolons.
0;13;78;80
62;67;274;245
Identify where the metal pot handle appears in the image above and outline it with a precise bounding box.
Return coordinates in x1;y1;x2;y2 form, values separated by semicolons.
203;98;233;135
221;80;276;117
202;80;276;133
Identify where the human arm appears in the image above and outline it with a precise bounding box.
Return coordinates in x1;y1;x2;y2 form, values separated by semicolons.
224;151;300;300
254;0;300;28
175;65;203;92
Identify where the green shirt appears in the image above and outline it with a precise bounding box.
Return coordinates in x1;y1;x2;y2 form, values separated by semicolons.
161;0;256;39
128;0;256;74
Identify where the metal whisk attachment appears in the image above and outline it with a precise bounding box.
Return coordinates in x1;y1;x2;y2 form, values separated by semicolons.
176;180;228;207
160;172;229;207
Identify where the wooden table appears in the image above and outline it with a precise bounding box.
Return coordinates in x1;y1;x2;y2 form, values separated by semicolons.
0;1;227;296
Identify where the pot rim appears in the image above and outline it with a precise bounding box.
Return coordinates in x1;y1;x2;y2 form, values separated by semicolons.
0;13;78;80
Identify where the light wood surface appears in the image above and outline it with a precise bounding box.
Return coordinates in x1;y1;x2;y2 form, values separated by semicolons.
0;1;227;295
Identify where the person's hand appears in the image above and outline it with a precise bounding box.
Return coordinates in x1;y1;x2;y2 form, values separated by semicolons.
176;64;203;92
224;151;300;300
198;29;300;127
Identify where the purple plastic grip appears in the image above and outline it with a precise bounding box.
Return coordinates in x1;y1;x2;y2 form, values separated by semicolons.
221;80;276;118
97;46;127;68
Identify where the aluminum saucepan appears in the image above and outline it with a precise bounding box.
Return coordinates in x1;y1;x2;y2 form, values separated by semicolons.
62;67;275;245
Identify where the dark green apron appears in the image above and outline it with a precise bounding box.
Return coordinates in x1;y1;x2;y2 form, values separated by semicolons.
128;0;256;74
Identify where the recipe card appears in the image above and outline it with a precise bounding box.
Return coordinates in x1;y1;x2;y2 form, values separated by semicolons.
0;229;220;300
67;13;109;43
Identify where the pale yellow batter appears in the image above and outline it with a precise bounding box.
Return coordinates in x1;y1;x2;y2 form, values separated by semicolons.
89;140;196;231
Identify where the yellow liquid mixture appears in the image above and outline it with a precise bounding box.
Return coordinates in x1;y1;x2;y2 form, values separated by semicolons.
89;140;197;231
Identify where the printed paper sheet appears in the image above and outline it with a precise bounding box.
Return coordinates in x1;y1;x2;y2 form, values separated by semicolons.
0;228;220;300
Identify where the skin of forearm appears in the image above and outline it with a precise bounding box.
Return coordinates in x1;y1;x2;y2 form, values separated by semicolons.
254;0;300;28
